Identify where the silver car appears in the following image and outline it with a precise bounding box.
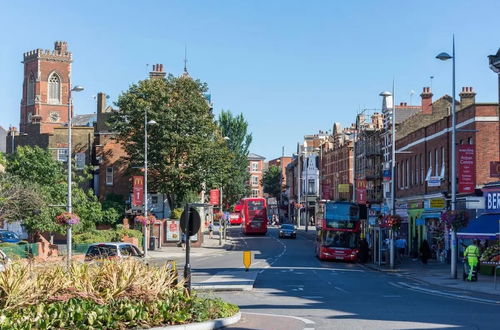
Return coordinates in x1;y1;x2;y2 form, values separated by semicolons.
84;243;144;262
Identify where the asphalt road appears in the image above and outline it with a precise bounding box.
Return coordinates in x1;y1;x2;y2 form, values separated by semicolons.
195;226;500;330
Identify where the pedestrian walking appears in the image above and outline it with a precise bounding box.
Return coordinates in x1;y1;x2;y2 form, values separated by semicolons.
395;237;407;263
181;234;186;250
358;238;369;263
464;239;481;281
208;222;214;239
420;239;431;264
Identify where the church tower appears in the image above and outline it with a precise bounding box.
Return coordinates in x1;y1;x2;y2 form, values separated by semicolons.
20;41;72;134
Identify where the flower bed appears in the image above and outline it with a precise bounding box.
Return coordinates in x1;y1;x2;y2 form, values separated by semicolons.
0;260;238;329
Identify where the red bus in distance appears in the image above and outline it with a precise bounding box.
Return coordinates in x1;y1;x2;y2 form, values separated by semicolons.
240;198;267;235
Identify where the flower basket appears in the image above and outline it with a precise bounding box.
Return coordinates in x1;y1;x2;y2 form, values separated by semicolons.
135;215;156;226
440;210;469;231
381;215;402;230
55;212;80;226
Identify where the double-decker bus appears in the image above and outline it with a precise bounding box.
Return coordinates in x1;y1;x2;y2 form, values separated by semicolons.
229;203;243;225
315;201;361;261
240;198;268;235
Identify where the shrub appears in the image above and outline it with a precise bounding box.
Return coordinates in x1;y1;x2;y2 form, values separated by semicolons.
170;208;184;220
73;228;143;245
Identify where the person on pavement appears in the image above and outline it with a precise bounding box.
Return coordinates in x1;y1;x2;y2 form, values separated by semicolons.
464;239;481;281
358;238;369;263
208;222;214;239
395;237;407;263
420;239;431;264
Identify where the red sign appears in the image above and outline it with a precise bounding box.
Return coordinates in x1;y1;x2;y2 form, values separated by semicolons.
458;145;475;194
490;161;500;178
356;179;367;205
132;176;144;206
209;189;220;205
322;184;331;200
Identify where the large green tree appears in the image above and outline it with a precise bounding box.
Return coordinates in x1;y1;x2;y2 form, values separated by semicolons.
262;165;282;199
110;75;233;208
217;110;252;206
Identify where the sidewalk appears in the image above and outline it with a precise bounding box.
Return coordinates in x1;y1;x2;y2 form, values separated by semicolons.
365;258;500;297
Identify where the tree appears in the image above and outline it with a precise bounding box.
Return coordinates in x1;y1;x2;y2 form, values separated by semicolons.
217;110;253;206
262;166;282;198
0;173;44;225
110;75;233;208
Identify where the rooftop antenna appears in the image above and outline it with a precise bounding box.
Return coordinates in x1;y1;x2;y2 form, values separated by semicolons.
430;75;434;90
183;45;188;74
409;90;415;106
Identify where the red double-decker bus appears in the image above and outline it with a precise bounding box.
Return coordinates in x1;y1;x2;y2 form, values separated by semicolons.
315;201;361;261
229;203;243;225
240;198;268;235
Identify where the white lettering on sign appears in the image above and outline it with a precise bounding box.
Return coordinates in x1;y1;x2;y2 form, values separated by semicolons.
487;192;500;210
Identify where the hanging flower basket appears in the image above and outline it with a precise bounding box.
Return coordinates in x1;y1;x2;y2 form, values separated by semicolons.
381;215;402;230
441;210;469;231
135;215;156;226
55;212;80;226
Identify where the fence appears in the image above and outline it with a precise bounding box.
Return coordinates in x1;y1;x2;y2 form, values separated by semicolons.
0;243;39;259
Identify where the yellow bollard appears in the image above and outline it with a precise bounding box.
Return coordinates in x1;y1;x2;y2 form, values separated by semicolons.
243;251;251;272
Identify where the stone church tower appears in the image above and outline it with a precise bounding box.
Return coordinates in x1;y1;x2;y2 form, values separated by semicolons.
20;41;72;134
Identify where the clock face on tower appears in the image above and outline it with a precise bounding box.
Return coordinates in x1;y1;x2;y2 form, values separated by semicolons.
49;111;60;122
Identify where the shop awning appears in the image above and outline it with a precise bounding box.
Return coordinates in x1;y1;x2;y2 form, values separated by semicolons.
457;213;500;239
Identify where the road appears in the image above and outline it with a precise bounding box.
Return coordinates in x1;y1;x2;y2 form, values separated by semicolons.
171;226;499;330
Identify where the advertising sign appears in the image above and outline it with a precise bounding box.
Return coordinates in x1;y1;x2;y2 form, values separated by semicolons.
322;184;332;200
355;179;367;205
209;189;220;205
427;176;441;187
485;191;500;212
458;145;475;193
166;220;180;241
430;198;445;209
75;153;86;169
132;176;144;207
383;169;391;182
338;184;350;193
490;161;500;178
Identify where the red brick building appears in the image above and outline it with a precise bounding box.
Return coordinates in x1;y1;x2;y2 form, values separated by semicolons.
248;153;266;197
268;156;292;191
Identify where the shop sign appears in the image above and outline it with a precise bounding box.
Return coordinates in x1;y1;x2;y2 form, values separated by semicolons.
490;161;500;178
209;189;220;205
430;198;445;209
427;176;441;187
338;184;350;193
458;145;475;193
383;169;391;182
166;220;180;241
355;179;367;205
132;176;144;207
485;191;500;212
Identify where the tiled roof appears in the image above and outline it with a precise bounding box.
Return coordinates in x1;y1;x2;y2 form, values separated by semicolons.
248;153;265;160
395;106;421;124
73;114;97;127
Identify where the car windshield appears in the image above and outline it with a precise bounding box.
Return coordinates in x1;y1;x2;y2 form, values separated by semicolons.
86;245;118;258
321;231;358;249
281;225;294;230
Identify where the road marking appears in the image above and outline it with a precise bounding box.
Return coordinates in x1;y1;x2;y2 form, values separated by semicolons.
382;295;401;298
264;266;363;272
302;296;323;299
334;286;348;293
397;282;500;305
388;281;403;289
243;312;315;324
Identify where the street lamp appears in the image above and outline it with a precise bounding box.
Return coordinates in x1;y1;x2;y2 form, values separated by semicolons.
488;48;500;106
436;36;458;279
143;108;157;258
67;85;84;267
221;136;230;243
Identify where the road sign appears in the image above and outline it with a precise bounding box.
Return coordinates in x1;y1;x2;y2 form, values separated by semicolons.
180;207;201;237
243;251;251;271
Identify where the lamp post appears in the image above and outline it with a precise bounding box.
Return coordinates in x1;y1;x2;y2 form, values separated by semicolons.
67;85;84;268
436;36;457;278
143;108;157;258
488;48;500;107
222;136;230;240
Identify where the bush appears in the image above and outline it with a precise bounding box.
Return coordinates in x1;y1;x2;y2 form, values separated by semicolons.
73;228;143;245
170;208;184;220
0;260;238;329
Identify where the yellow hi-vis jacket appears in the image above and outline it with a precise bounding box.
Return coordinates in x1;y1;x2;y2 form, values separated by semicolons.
464;244;480;266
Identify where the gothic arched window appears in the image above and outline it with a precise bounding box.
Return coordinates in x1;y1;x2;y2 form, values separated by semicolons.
27;73;35;105
48;73;61;104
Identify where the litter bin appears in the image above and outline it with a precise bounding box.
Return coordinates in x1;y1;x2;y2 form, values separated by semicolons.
149;236;157;251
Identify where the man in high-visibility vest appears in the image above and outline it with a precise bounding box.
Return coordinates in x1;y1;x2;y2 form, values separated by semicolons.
464;239;481;281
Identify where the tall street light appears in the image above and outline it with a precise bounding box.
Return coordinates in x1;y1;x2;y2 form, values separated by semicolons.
436;36;457;278
221;136;230;241
67;85;84;267
488;48;500;106
143;108;157;258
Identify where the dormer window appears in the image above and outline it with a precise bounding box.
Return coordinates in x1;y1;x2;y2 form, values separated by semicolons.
48;73;61;104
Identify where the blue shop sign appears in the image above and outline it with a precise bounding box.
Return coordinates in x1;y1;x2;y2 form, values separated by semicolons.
485;191;500;212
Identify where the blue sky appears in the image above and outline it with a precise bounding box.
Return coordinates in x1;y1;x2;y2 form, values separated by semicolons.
1;0;499;160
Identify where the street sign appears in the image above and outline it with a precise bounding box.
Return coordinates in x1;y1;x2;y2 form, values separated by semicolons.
180;208;201;237
243;251;251;271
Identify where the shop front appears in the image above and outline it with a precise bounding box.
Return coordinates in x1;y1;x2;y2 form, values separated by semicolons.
407;202;423;258
416;198;446;262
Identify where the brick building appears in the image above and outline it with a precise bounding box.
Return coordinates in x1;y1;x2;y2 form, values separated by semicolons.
248;153;266;197
268;156;292;191
394;86;499;256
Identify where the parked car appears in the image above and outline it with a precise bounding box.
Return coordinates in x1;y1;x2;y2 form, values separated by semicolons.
0;249;10;272
84;243;145;262
0;230;21;244
279;224;297;239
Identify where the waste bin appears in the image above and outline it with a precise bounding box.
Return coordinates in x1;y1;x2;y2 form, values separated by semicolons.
149;236;157;251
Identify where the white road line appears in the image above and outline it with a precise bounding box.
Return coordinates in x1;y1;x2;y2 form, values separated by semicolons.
388;281;403;289
243;312;315;324
303;328;315;330
302;296;323;299
397;282;500;305
382;295;401;298
334;286;349;293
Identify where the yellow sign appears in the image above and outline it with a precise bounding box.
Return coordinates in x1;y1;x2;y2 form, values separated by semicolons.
430;198;445;209
338;184;350;193
243;251;251;271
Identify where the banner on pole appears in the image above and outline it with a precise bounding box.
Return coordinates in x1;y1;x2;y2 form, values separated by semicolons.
458;145;475;193
132;176;144;207
209;189;220;205
356;179;367;205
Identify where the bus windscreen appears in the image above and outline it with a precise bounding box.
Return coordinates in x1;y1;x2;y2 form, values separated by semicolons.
321;231;358;249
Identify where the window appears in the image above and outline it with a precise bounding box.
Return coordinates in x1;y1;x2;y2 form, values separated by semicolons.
435;149;438;176
468;137;473;145
48;73;61;104
27;73;35;105
406;159;409;188
428;151;432;176
106;167;113;186
415;155;418;184
57;148;68;162
251;162;258;171
308;179;315;194
251;175;259;186
441;146;446;177
251;189;259;197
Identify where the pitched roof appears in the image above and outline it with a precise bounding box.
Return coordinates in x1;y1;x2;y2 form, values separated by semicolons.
73;114;97;127
248;153;265;160
395;106;421;124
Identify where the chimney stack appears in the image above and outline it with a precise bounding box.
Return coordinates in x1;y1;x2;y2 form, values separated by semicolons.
149;63;166;79
420;87;433;114
459;86;476;109
97;92;107;114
